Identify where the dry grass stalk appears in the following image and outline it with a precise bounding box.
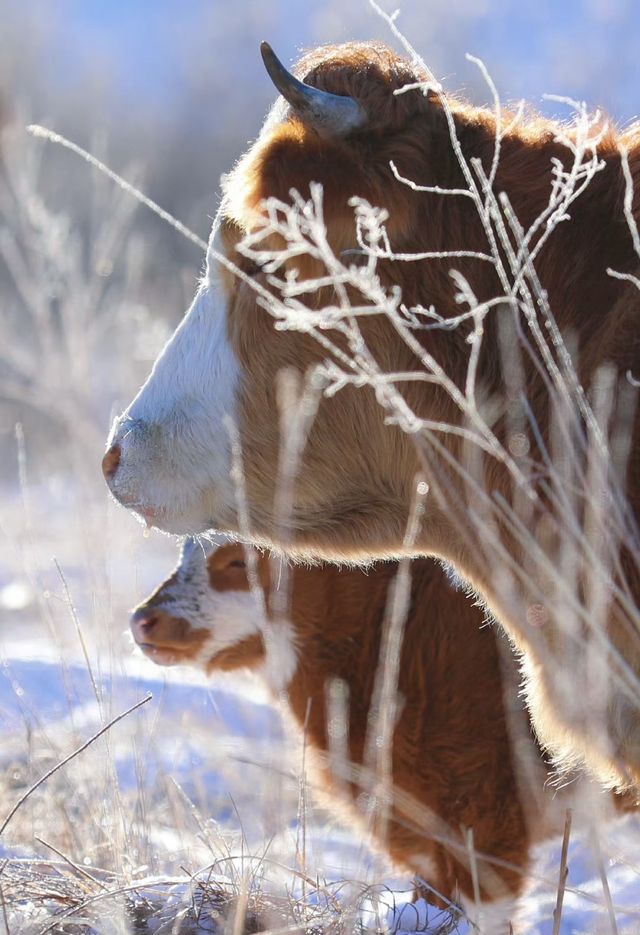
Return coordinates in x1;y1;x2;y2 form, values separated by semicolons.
552;808;572;935
0;692;152;836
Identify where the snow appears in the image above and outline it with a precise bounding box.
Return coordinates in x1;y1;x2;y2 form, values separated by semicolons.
1;649;639;934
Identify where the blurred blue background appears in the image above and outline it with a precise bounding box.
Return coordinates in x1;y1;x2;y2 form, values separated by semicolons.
5;0;638;202
12;0;639;121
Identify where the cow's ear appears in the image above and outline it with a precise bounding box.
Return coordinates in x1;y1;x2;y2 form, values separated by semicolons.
260;42;366;139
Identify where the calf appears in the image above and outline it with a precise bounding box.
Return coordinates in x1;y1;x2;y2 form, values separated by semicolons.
131;540;627;932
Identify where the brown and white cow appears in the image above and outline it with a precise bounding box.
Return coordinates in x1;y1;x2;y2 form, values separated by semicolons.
131;539;636;933
105;42;640;790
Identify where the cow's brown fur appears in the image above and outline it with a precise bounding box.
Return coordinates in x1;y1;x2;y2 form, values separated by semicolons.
134;543;637;917
215;43;640;789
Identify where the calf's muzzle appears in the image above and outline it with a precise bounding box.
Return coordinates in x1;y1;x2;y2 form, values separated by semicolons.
130;604;210;667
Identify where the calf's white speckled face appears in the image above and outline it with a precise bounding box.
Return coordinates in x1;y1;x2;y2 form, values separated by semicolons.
130;537;262;666
130;538;298;692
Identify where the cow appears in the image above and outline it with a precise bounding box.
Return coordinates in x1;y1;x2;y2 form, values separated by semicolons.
104;41;640;792
131;539;580;933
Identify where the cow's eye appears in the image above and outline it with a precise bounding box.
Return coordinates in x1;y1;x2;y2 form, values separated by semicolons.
242;260;263;278
233;248;262;279
228;559;246;569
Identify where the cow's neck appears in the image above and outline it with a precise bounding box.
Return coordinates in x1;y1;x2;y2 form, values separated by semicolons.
435;108;640;343
398;129;640;673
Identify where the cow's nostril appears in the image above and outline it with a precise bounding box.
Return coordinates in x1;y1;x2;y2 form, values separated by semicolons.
135;612;158;633
102;444;122;481
130;610;162;647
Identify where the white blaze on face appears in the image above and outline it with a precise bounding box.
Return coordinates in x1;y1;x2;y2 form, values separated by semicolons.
159;537;264;669
154;538;299;693
106;224;242;534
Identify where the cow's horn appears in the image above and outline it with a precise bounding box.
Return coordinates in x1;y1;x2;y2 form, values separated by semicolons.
260;41;367;137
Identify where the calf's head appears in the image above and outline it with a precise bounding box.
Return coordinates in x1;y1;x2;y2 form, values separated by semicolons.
131;539;266;672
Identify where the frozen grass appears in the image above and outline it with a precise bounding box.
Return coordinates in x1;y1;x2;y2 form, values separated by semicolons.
0;652;465;934
0;858;462;935
1;651;640;933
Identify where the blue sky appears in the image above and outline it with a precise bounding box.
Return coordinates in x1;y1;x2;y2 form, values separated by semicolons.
42;0;639;125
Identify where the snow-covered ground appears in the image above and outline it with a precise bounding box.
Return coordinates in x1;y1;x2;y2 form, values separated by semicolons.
1;647;639;934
